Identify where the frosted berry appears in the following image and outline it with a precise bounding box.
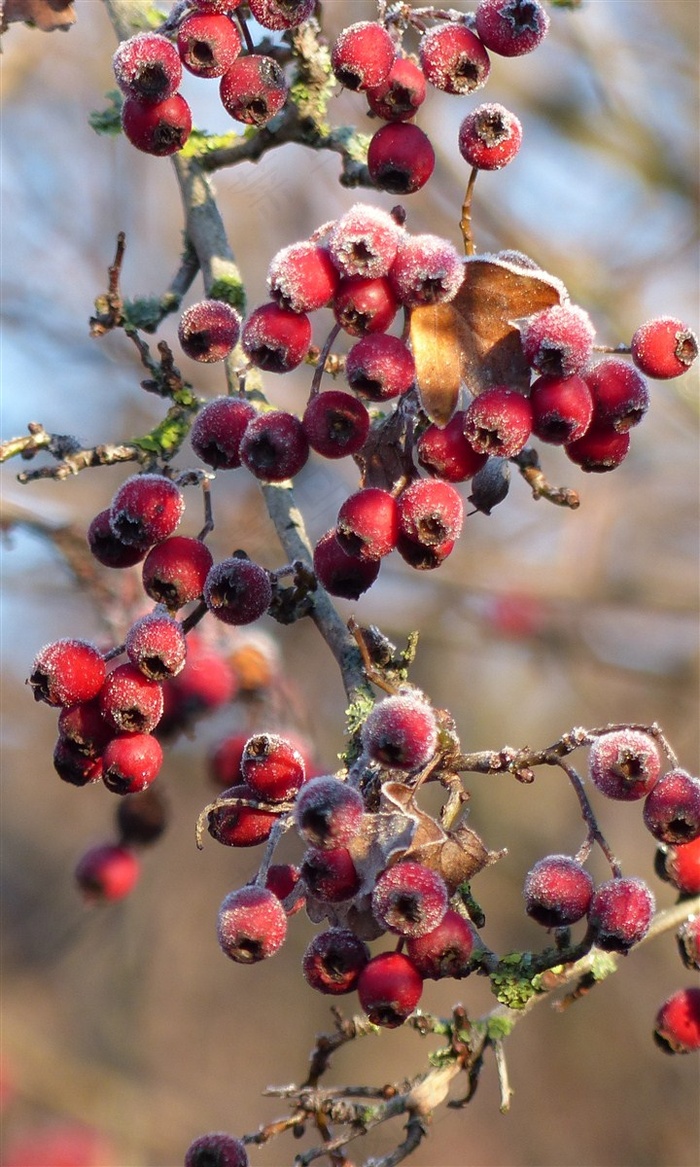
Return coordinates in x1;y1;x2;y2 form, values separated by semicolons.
99;663;164;734
219;55;288;126
191;0;243;9
677;916;700;971
303;928;370;995
419;24;490;95
302;391;370;459
357;951;423;1028
268;242;338;313
463;386;532;457
521;303;596;378
121;94;192;156
458;103;523;170
665;837;700;895
565;423;630;473
177;13;242;78
327;204;402;280
241;733;306;802
313;529;380;599
102;733;163;795
204;556;272;625
53;738;103;786
653;987;700;1054
239;411;310;482
58;699;112;756
265;863;303;912
468;456;511;514
301;846;360;902
417;413;487;482
75;843;140;903
523;854;594;927
389;234;464;308
372;861;448;938
185;1132;248;1167
588;729;661;802
406;909;475;979
112;32;182;103
295;776;364;849
631;317;698;380
530;374;593;445
247;0;314;30
336;487;399;561
87;509;149;569
110;474;184;549
584;358;649;432
345;333;415;401
367;123;435;195
587;876;655;952
191;397;256;470
217;885;287;963
241;302;312;373
207;784;278;847
116;787;168;847
643;769;700;845
331;22;396;92
366;56;427;122
361;691;438;771
178;300;242;363
475;0;550;57
29;639;106;708
142;537;213;609
397;478;463;548
333;274;399;337
396;532;455;571
125;611;186;681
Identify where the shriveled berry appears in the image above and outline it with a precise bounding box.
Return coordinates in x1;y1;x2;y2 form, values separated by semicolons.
241;733;306;802
99;663;164;734
336;488;399;561
29;639;106;708
242;302;311;373
191;397;257;470
207;783;279;847
177;13;242;78
521;303;595;378
397;478;463;548
584;358;649;432
463;386;532;457
631;317;698;380
313;529;381;599
653;987;700;1054
53;738;103;787
677;916;700;971
142;537;213;609
366;56;426;122
458;103;523;170
121;93;192;156
302;391;370;459
295;776;364;849
406;909;475;979
110;474;184;548
361;691;438;771
331;21;396;91
357;951;423;1028
372;861;448;937
345;333;415;401
523;854;594;927
102;733;163;795
643;769;700;845
204;556;272;625
333;275;399;337
389;234;464;308
248;0;314;30
367;123;435;195
588;729;661;802
58;699;112;756
116;787;168;847
217;885;287;963
417;413;488;482
178;300;242;363
268;242;338;313
419;23;490;94
112;31;182;103
301;846;360;902
185;1132;248;1167
468;456;511;514
219;55;288;126
75;843;140;903
87;509;149;569
239;410;310;482
475;0;550;57
587;876;654;952
665;837;700;895
125;611;187;681
327;204;402;280
530;374;593;444
302;928;370;994
565;422;630;473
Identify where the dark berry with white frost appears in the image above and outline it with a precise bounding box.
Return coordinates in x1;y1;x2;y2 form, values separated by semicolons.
463;386;532;457
523;854;594;927
361;691;438;771
204;557;272;625
475;0;550;57
191;397;257;470
357;951;423;1028
302;928;370;994
521;303;596;378
419;23;490;94
643;769;700;845
53;738;104;786
367;123;436;195
88;509;150;569
372;861;448;937
588;729;661;802
458;103;523;170
178;300;242;363
239;411;309;482
248;0;314;30
345;333;415;401
295;776;364;849
185;1132;248;1167
312;529;381;600
389;234;464;308
406;909;476;979
142;537;213;609
587;876;654;952
29;639;106;708
301;846;361;902
217;885;287;963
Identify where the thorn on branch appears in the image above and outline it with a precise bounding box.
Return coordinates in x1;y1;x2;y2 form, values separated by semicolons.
89;231;126;336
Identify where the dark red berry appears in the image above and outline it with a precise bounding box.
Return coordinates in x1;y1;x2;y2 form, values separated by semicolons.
336;487;399;561
396;532;455;570
87;509;149;569
219;55;288;126
185;1132;248;1167
372;861;448;937
333;274;399;337
160;634;237;727
357;951;423;1028
125;611;186;681
584;358;649;432
265;863;303;912
301;846;360;902
239;410;310;482
116;787;168;847
302;391;370;459
204;556;272;625
458;102;523;170
367;123;436;195
29;639;106;708
142;537;214;609
631;317;698;380
588;729;662;802
463;386;532;457
121;93;192;156
295;776;364;849
406;909;475;979
268;242;339;313
417;413;488;481
109;474;184;548
331;21;396;91
241;733;306;802
53;738;103;786
302;928;370;995
248;0;314;30
530;374;593;444
653;987;700;1054
313;529;381;599
565;422;631;473
475;0;550;57
643;769;700;845
112;32;182;103
241;302;312;372
100;663;164;734
521;303;595;378
75;843;140;903
207;783;279;847
58;699;112;756
397;478;463;547
677;917;700;971
345;333;415;401
366;56;427;122
419;24;490;94
177;13;241;78
361;691;438;771
208;732;248;788
217;885;287;963
102;733;163;795
468;455;511;514
178;300;242;363
523;854;594;927
389;234;464;308
665;837;700;895
587;876;655;952
327;204;402;280
191;397;256;470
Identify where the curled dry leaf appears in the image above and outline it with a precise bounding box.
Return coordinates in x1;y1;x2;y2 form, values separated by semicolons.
2;0;75;31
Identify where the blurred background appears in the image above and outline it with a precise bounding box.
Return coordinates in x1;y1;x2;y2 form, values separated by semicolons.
1;1;698;1164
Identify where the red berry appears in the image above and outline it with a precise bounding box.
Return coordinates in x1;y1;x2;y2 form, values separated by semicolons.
406;909;475;979
177;13;242;78
523;854;594;927
191;397;257;470
112;31;182;103
239;410;310;481
125;611;187;681
677;916;700;971
53;738;103;786
631;317;698;380
463;386;532;457
584;358;649;432
302;928;370;995
588;729;662;802
302;391;370;459
142;537;214;608
458;102;523;170
336;487;399;561
665;837;700;895
121;93;192;156
653;987;700;1054
331;21;396;92
295;776;364;849
367;123;436;195
389;234;464;308
208;732;248;787
248;0;314;30
366;56;427;122
396;532;455;571
419;24;490;94
301;846;361;902
58;699;112;756
178;299;242;363
219;55;288;126
265;863;303;912
109;474;184;548
333;274;399;337
87;509;149;569
204;556;272;625
357;951;423;1028
327;204;402;280
397;478;464;548
75;843;140;903
313;529;381;599
241;302;312;372
643;769;700;845
361;691;438;771
565;422;631;473
160;634;237;726
207;783;279;847
521;303;595;378
217;885;287;963
185;1132;248;1167
102;733;163;795
475;0;550;57
268;242;339;313
417;413;488;482
2;1124;113;1167
100;663;164;734
116;787;168;847
372;861;448;938
587;876;655;952
29;639;106;708
345;333;415;401
241;732;306;802
530;374;593;444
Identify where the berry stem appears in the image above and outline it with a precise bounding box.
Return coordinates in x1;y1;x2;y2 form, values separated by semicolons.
309;322;343;398
460;166;479;256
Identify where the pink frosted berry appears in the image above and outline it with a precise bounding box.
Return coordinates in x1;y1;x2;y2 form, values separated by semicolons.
124;611;186;682
302;928;370;994
367;123;435;195
331;21;396;92
87;509;150;569
458;103;523;170
419;23;490;94
366;56;427;122
268;242;339;313
463;386;532;457
631;317;698;380
29;639;106;708
389;234;464;308
219;54;288;126
336;487;399;561
302;391;370;459
333;274;399;337
584;358;649;432
99;663;164;734
587;876;655;952
565;422;630;473
301;846;360;902
530;374;593;444
177;13;242;78
112;31;182;103
102;733;163;796
207;783;279;847
121;94;192;156
475;0;550;57
295;776;364;849
109;474;184;549
417;413;488;482
406;909;475;979
523;854;594;927
357;951;423;1028
521;303;595;378
327;204;402;280
185;1132;248;1167
372;861;448;938
217;885;287;963
397;478;463;548
75;843;140;903
239;410;310;482
178;300;242;363
203;556;272;625
142;537;213;609
313;529;381;600
345;333;415;401
361;691;438;771
241;733;306;802
643;769;700;845
191;397;257;470
248;0;315;30
588;729;662;802
653;987;700;1054
241;302;312;373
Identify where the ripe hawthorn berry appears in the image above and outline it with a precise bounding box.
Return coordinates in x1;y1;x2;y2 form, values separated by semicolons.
191;397;257;470
587;876;655;952
302;928;370;995
389;234;464;307
366;56;427;122
458;103;523;170
112;31;182;103
29;639;106;708
529;374;593;445
302;391;370;459
367;123;436;195
463;386;532;457
242;302;312;373
396;478;464;548
160;634;237;729
521;303;596;378
357;951;423;1028
653;987;700;1054
142;537;214;609
125;611;187;681
239;410;310;482
217;885;287;963
330;21;396;91
185;1132;248;1167
121;94;192;156
336;487;399;561
588;729;661;802
203;556;273;625
372;861;449;937
177;13;242;78
294;776;365;849
630;317;699;380
523;854;594;927
327;204;402;280
207;784;279;847
87;509;149;569
99;663;164;734
219;55;288;126
565;422;630;473
475;0;550;57
241;733;306;802
584;358;649;432
333;274;399;336
419;23;490;94
417;413;488;482
301;846;361;902
268;241;339;313
109;474;185;549
312;529;381;600
406;909;476;979
102;733;163;796
361;691;438;771
58;699;112;756
643;769;700;845
178;299;242;363
248;0;315;30
75;843;140;903
345;333;415;401
665;837;700;895
53;738;103;787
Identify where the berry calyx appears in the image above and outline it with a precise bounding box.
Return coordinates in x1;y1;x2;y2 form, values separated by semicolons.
361;691;438;771
29;639;106;708
587;876;655;952
396;478;464;548
178;300;242;363
357;951;423;1028
217;885;287;963
203;556;273;625
653;987;700;1054
372;861;449;937
523;854;594;928
630;317;699;379
588;729;662;802
458;103;523;170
